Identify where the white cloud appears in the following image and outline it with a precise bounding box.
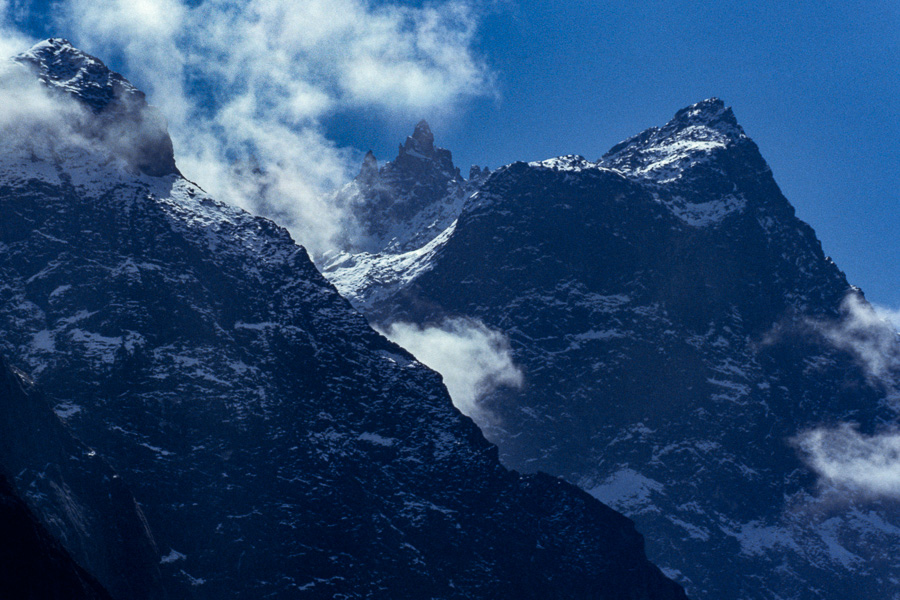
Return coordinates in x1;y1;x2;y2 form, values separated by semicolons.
872;303;900;331
794;425;900;498
0;0;33;58
809;292;900;395
378;318;523;420
797;292;900;499
46;0;493;256
0;61;103;161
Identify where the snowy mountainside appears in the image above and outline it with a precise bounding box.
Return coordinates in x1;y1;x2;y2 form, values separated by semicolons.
0;39;688;600
599;98;757;226
325;99;900;600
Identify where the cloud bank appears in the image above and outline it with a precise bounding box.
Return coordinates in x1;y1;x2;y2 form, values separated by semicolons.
2;0;494;256
378;318;523;419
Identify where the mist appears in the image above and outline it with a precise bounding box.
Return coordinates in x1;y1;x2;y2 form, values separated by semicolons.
18;0;495;257
794;425;900;499
378;318;523;420
809;292;900;398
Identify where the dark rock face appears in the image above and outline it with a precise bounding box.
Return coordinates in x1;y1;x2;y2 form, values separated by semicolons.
0;40;686;600
0;472;113;600
329;100;900;599
0;355;164;600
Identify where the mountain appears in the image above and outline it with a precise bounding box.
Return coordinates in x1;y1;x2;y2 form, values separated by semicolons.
323;122;489;311
0;355;164;599
0;39;687;599
323;99;900;599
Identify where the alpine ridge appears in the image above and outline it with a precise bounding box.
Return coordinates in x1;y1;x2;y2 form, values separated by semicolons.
0;39;687;600
324;100;900;599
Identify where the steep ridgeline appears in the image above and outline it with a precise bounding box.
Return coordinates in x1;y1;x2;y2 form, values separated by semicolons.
0;472;112;600
0;39;687;599
0;357;156;600
326;99;900;599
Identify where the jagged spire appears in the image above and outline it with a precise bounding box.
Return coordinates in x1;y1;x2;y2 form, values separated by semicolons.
412;120;434;151
400;120;435;156
358;150;378;181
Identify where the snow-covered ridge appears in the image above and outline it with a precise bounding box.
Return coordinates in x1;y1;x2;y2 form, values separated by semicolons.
325;220;456;311
599;98;747;183
528;155;597;172
14;38;142;113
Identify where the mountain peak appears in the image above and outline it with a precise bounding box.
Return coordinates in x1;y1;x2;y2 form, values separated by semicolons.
330;120;466;255
413;119;433;140
30;37;77;53
15;38;139;114
357;149;378;181
600;97;748;182
668;97;741;135
401;119;436;156
12;38;178;177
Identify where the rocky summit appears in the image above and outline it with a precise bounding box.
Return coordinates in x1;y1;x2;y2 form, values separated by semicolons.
325;100;900;599
0;40;686;599
328;119;480;257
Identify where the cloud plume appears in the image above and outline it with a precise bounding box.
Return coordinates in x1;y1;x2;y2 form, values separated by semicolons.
0;1;31;56
378;318;523;419
794;425;900;498
47;0;494;256
809;292;900;396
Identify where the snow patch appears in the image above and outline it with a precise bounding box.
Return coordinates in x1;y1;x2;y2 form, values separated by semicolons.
160;549;186;564
585;469;664;513
358;432;396;447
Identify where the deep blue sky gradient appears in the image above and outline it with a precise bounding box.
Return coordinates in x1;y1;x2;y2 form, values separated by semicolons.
13;0;900;306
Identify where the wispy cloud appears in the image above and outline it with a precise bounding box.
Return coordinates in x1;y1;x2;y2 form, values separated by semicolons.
45;0;494;256
796;292;900;498
794;425;900;499
0;0;32;57
0;59;112;164
807;292;900;397
377;318;523;420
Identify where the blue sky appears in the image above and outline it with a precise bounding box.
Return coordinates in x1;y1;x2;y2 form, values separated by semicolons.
4;0;899;307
